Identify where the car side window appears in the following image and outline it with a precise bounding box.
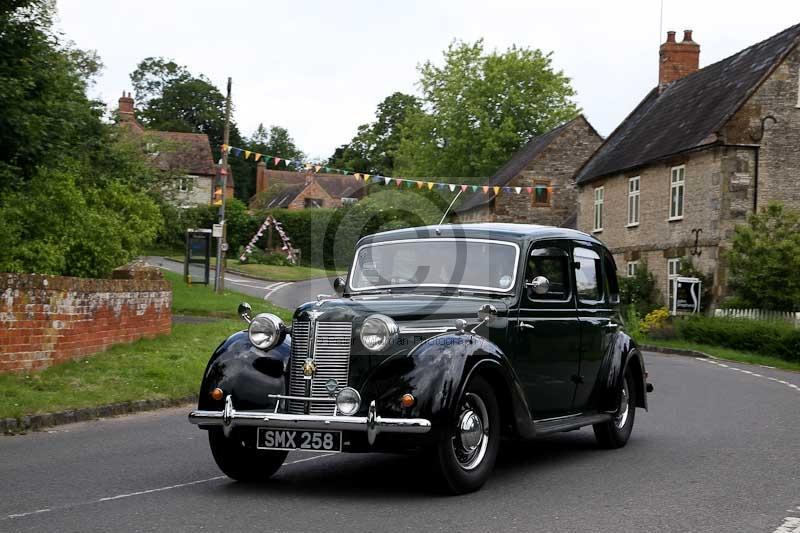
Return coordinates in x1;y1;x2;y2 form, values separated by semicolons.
573;246;603;304
525;246;571;302
603;250;620;304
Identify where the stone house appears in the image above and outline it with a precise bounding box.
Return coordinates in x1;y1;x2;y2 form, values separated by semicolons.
575;25;800;309
251;164;363;209
118;92;233;207
454;115;603;227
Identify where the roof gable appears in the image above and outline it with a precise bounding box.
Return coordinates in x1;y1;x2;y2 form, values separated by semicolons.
145;130;216;177
456;115;596;212
576;22;800;184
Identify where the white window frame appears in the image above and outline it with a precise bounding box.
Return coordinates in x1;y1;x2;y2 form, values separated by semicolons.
593;186;604;232
626;261;639;277
667;258;681;306
627;176;640;227
178;176;195;192
669;166;685;220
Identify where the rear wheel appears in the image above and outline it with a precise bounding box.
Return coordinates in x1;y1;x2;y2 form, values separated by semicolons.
431;376;500;494
593;368;636;448
208;428;288;482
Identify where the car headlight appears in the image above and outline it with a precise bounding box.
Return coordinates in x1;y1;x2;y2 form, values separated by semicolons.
248;313;285;350
336;387;361;415
359;314;398;352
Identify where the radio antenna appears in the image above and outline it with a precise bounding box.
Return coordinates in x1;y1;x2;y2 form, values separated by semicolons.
436;188;464;235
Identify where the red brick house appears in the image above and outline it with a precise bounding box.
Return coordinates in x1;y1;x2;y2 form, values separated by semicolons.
454;115;602;227
117;92;233;206
251;164;363;209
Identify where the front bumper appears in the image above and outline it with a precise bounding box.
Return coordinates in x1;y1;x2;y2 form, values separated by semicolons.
188;395;432;445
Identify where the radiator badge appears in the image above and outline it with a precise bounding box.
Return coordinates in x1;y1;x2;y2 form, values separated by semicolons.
302;358;317;378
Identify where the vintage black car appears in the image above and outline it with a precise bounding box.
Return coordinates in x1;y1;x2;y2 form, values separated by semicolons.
189;223;652;493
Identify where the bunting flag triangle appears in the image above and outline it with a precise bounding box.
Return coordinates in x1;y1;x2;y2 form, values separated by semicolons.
461;184;468;192
395;179;402;187
221;144;228;152
364;174;371;181
325;167;331;173
448;184;456;192
482;186;489;194
494;186;501;195
354;173;362;180
502;187;511;193
284;159;293;167
315;165;322;173
254;153;262;162
526;187;533;194
427;182;435;190
273;157;281;165
244;150;251;159
471;185;478;192
384;177;391;185
406;180;414;188
514;187;521;194
416;181;424;189
232;148;242;156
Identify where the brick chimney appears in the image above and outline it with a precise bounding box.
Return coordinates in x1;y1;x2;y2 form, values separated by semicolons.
118;91;135;123
256;160;268;194
659;29;700;90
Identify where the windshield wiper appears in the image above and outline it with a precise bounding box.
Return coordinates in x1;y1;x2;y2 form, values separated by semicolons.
354;288;392;295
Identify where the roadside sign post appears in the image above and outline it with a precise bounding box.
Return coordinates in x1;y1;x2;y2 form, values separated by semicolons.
671;276;702;315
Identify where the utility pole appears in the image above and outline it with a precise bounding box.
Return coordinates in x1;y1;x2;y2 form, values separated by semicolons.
215;77;232;294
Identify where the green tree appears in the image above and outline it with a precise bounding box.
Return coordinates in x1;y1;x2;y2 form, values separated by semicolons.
329;92;421;176
247;124;304;161
727;203;800;311
619;262;662;318
396;39;579;178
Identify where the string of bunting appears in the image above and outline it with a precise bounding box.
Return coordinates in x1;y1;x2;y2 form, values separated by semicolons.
222;144;556;197
240;215;297;264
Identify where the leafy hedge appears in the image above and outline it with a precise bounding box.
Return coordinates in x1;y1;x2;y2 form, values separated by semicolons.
676;315;800;362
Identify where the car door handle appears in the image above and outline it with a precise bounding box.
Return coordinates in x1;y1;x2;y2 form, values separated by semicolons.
518;322;536;331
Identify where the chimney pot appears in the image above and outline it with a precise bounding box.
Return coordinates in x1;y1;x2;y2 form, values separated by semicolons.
666;31;676;43
683;29;694;42
659;29;700;89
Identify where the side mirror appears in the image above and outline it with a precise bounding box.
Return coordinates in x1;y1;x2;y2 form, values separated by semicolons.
527;276;550;296
238;302;252;323
333;277;346;295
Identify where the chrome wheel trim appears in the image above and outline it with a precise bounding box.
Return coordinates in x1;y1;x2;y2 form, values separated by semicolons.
614;380;630;429
452;392;489;471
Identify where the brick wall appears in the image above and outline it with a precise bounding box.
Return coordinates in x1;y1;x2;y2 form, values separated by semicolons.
0;264;171;373
288;180;339;209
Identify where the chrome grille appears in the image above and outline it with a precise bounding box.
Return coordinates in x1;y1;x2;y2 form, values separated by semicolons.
288;321;352;415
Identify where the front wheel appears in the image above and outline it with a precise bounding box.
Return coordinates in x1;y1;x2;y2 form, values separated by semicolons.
208;428;288;482
593;369;636;448
431;376;500;494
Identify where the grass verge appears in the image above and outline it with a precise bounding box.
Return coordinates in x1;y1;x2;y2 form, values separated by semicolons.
166;255;343;282
643;337;800;372
0;271;292;420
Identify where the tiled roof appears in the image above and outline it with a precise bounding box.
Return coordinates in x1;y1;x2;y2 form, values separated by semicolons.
147;131;216;177
265;183;306;208
456;116;587;213
575;23;800;184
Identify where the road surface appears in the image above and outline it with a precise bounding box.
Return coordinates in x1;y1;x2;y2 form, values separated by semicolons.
2;353;799;532
143;257;336;311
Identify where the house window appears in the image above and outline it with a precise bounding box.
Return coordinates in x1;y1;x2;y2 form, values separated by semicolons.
667;258;681;306
670;166;685;220
179;176;195;192
341;197;357;205
593;186;604;232
304;198;323;208
627;176;640;226
532;180;551;206
626;261;638;277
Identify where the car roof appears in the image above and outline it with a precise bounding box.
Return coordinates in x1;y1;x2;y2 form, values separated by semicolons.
357;223;604;248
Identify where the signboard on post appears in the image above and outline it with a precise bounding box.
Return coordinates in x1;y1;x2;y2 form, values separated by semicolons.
212;224;223;238
670;276;702;314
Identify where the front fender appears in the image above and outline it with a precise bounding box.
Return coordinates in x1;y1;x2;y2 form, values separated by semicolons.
360;332;534;439
596;331;648;412
196;330;291;413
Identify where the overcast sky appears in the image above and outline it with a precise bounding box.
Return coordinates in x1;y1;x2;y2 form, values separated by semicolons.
56;0;800;161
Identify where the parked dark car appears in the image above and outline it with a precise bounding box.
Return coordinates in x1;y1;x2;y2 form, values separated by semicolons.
189;223;652;493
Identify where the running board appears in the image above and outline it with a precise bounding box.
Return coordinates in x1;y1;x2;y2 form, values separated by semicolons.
533;413;613;436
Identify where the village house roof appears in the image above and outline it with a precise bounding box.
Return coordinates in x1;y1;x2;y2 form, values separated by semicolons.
575;22;800;185
147;130;216;177
264;183;308;208
258;171;364;209
456;115;592;213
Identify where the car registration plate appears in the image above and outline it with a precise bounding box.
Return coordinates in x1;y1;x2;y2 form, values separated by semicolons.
256;428;342;452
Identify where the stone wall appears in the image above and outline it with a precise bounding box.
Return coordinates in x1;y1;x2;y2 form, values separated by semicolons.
0;264;171;373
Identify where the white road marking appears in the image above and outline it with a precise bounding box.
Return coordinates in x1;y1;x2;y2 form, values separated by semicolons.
3;453;334;520
695;358;799;393
263;281;292;300
772;507;800;533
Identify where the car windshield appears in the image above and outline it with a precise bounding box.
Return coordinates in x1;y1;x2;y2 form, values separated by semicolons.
349;238;520;293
